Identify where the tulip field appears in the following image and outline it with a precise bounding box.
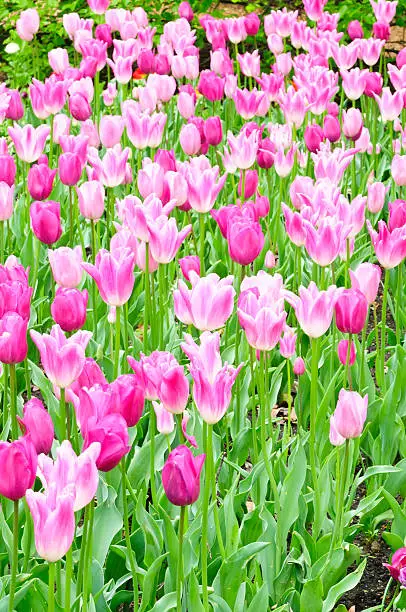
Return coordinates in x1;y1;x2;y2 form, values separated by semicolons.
1;0;406;609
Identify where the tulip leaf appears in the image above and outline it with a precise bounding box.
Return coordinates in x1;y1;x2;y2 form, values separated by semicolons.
321;558;367;612
93;496;123;567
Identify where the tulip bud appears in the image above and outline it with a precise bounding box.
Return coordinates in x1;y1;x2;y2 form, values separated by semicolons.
228;216;264;265
153;401;174;434
28;162;57;200
337;339;356;366
0;182;14;220
0;436;37;500
329;389;368;445
110;374;145;427
179;255;200;281
178;1;193;21
0;312;28;364
0;154;16;186
245;13;260;36
177;92;195;120
347;20;363;40
162;445;205;506
83;414;130;472
343;108;363;140
238;169;258;199
335;289;368;334
304;124;324;152
367;181;387;213
30;200;62;245
5;90;24;121
18;398;54;454
373;21;390;41
264;250;276;269
51;287;88;332
204;116;223;146
257;138;275;168
69;93;92;122
76;180;105;220
180;123;201;156
58;152;82;186
293;357;305;375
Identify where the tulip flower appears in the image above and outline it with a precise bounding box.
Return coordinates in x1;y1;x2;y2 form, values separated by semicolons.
48;246;83;288
384;548;406;585
367;220;406;268
109;374;145;427
181;331;242;424
58;152;82;186
30;200;62;245
329;389;368;445
8;123;50;164
338;339;356;366
30;325;91;389
179;256;200;281
0;153;16;186
28;162;57;201
26;483;76;562
82;413;129;472
51;287;88;332
82;248;135;307
16;8;40;41
285;282;338;338
0;312;28;364
162;445;205;506
238;287;287;351
391;154;406;186
76;180;105;220
293;356;305;375
0;436;37;500
0;182;14;220
227;214;264;265
18;398;54;455
148;217;192;264
350;263;382;304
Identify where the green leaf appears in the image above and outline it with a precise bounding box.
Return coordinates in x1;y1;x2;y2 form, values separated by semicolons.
93;489;123;567
277;442;307;547
140;553;168;612
247;585;269;611
187;570;205;612
321;559;367;612
150;591;177;612
300;577;323;612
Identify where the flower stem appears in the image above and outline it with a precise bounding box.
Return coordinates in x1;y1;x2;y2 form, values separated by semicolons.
9;363;17;439
59;387;67;440
48;562;55;612
380;269;390;392
76;505;89;597
82;499;94;612
176;505;186;612
69;186;74;246
310;337;321;537
201;422;211;612
91;220;98;340
121;458;139;609
332;439;350;547
8;500;19;612
209;425;225;559
345;333;353;391
149;403;158;507
114;305;121;379
199;213;205;276
65;547;72;612
144;248;150;353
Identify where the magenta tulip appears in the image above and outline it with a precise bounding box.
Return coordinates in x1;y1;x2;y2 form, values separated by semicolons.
162;445;205;506
18;398;54;455
0;436;37;500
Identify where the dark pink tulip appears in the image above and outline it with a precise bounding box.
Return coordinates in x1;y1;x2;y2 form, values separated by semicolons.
87;0;111;15
58;152;83;186
162;445;205;506
257;138;275;168
28;162;56;200
82;248;135;307
95;23;113;46
0;312;28;364
0;182;13;221
335;289;368;334
347;20;363;40
384;548;406;584
389;199;406;231
304;124;324;152
138;49;156;74
154;149;177;172
245;13;260;36
338;339;356;366
373;21;390;41
18;398;54;455
0;154;16;186
51;287;88;332
178;1;193;21
228;215;264;265
367;219;406;268
5;90;24;121
397;48;406;68
68;357;107;403
30;200;62;245
364;71;383;97
110;374;145;427
204;116;223;146
238;169;258;199
0;436;37;500
253;195;270;218
198;70;224;101
293;357;305;375
69;93;92;122
80;57;98;79
155;54;171;75
179;256;200;281
82;413;129;472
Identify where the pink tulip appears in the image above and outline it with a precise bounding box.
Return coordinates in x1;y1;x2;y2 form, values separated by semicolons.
198;70;224;101
51;287;88;332
329;389;368;445
224;128;259;170
342;108;364;140
304;219;350;267
26;484;75;561
16;8;40;41
384;548;406;584
82;412;129;472
304;124;324;153
8;123;49;164
48;48;70;74
389;199;406;231
0;312;28;364
238;50;261;78
162;445;205;506
28;162;57;201
303;0;328;20
335;289;368;334
87;146;130;188
153;401;174;435
30;325;91;389
109;374;145;427
181;331;242;424
76;180;105;220
186;163;227;213
341;68;367;100
348;20;363;39
0;182;14;220
148;216;192;264
179;256;200;281
323;114;341;142
18;398;54;455
338;339;356;366
391;154;406;186
233;88;269;120
48;246;83;288
285;282;337;338
367;219;406;268
87;0;110;14
293;356;305;375
367;181;387;213
238;169;258;199
264;250;276;269
99;115;124;149
279;326;297;358
245;12;260;35
174;272;235;331
58;152;82;186
128;351;189;414
227;214;264;265
180;123;201;156
82;247;135;307
178;1;193;21
350;263;382;304
371;0;397;24
37;440;100;511
0;153;16;186
69;92;92;121
107;57;134;84
238;286;286;351
0;436;37;500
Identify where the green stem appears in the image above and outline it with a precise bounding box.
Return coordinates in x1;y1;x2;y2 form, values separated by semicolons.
82;499;94;612
360;322;367;392
48;562;55;612
24;358;31;400
22;500;32;573
91;221;98;340
49;114;54;168
149;403;158;507
345;333;353;391
59;387;67;440
201;423;211;612
76;505;89;597
114;305;121;379
199;213;205;276
209;425;225;559
396;264;402;345
158;264;165;350
286;358;292;438
121;459;139;609
9;363;17;439
310;337;321;538
3;364;8;431
249;347;259;464
144;248;150;352
176;505;186;612
380;269;390;392
334;439;350;546
65;547;72;612
69;186;74;246
8;500;19;612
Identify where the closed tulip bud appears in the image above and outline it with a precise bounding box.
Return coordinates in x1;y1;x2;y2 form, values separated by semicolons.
293;356;305;375
350;262;381;304
16;8;39;41
335;288;368;334
391;154;406;186
159;366;189;414
204;116;223;146
162;445;205;506
0;312;28;364
279;327;297;358
5;90;24;121
82;248;135;307
367;181;387;213
177;92;195;120
228;216;264;265
384;548;406;584
95;24;113;46
348;20;363;40
238;169;258;199
69;93;92;122
179;255;200;281
0;154;16;186
110;374;145;427
51;287;88;332
329;389;368;445
198;70;224;102
337;339;356;366
18;398;54;455
58;152;82;186
48;48;70;74
389;199;406;231
180;123;201;156
304;124;324;152
28;162;57;200
76;180;105;221
30;200;62;245
0;436;37;500
48;246;83;288
364;71;383;97
343;108;363;140
155;54;171;75
138;49;155;74
253;194;270;218
0;182;14;220
153;401;174;435
257;138;276;168
83;413;129;472
245;12;260;36
373;21;390;41
178;1;193;21
264;250;276;269
154;149;176;172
